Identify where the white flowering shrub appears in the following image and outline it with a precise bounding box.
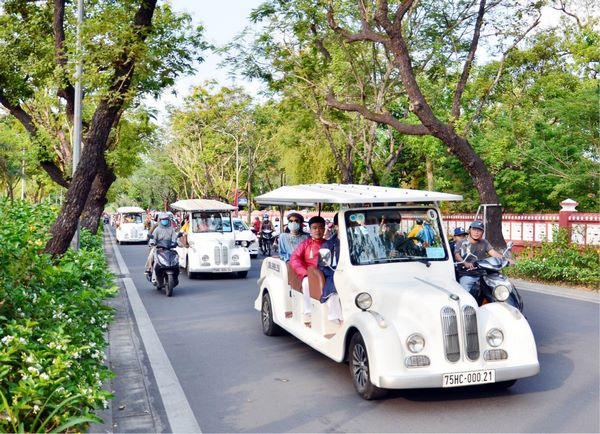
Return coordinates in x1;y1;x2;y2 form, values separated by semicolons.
0;199;116;432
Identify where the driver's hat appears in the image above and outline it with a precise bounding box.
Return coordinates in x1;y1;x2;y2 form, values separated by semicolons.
469;220;485;231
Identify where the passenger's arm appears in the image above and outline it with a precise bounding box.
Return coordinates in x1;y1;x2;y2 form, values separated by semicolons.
290;240;308;278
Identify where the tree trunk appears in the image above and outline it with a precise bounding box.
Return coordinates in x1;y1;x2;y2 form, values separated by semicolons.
81;158;116;234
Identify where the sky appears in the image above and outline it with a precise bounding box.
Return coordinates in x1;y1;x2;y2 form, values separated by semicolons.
146;0;265;120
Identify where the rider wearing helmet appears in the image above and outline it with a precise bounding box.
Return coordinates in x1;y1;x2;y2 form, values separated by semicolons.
144;212;180;280
454;220;510;297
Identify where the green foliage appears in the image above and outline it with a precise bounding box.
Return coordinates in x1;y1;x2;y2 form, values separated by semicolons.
510;229;600;287
0;199;116;432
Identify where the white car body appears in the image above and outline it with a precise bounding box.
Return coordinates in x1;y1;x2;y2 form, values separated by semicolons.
171;199;251;278
254;184;539;399
115;206;148;244
231;218;259;258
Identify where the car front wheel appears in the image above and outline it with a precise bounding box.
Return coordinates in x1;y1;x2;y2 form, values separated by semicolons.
349;332;386;400
261;292;283;336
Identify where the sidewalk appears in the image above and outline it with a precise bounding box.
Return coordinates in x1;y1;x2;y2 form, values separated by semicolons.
89;230;168;433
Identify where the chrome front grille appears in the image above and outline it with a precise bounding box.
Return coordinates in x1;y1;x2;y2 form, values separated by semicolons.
463;306;480;360
441;307;460;362
213;245;229;265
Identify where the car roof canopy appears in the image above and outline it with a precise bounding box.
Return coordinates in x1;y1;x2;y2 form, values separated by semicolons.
170;199;237;212
116;206;145;213
255;184;462;206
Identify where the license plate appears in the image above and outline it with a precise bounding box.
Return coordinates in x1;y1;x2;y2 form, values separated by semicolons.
442;369;495;388
213;267;232;273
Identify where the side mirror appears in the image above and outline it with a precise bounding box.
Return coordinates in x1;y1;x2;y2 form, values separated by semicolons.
318;248;332;268
503;241;514;257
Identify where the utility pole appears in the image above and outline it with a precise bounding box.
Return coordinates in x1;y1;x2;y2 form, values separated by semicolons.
71;0;84;251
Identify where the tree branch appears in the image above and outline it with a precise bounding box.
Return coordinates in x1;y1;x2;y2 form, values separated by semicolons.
451;0;486;120
326;89;429;135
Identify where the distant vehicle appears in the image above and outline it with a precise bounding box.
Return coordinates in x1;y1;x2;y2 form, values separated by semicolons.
255;184;539;400
115;206;148;244
171;199;251;278
230;218;259;258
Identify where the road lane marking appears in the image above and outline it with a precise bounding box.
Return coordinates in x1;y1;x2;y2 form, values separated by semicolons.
108;230;202;433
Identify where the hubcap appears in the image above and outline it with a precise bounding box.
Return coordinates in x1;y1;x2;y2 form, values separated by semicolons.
262;299;270;329
352;343;369;389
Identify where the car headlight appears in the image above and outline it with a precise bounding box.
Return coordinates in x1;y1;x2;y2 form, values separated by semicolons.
355;292;372;311
493;285;510;302
486;328;504;347
240;240;248;247
406;333;425;353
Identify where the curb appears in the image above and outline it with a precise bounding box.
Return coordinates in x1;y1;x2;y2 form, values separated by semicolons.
513;278;599;304
88;229;168;433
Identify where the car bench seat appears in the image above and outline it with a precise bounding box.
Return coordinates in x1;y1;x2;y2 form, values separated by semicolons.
286;264;324;301
307;266;324;301
287;263;302;291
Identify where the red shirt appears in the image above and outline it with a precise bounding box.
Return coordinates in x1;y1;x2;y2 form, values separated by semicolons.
290;237;326;279
253;219;261;232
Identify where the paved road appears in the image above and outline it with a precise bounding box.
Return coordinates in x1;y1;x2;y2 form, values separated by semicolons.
109;233;599;433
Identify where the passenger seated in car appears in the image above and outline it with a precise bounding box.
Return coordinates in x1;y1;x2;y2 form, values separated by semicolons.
278;212;309;262
379;213;408;258
290;216;327;327
319;213;343;324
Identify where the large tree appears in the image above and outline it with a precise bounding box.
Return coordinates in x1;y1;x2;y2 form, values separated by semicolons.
233;0;550;247
0;0;206;255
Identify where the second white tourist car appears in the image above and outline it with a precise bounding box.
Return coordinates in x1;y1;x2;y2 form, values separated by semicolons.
171;199;251;278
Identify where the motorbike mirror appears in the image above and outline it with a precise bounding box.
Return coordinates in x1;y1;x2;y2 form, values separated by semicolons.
318;248;332;268
503;241;514;257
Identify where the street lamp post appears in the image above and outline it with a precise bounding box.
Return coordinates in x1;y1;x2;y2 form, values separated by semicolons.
71;0;84;251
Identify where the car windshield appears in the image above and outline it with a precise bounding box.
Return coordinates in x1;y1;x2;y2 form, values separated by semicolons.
345;207;448;265
123;213;143;223
191;211;232;233
233;220;248;231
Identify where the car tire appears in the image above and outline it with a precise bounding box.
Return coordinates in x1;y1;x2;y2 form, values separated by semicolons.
186;259;195;279
237;271;248;278
349;332;386;400
261;292;283;336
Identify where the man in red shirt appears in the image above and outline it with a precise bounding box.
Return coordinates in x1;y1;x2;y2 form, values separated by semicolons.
290;216;326;326
252;216;261;233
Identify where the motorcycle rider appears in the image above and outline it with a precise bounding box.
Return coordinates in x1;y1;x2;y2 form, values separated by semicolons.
145;212;181;282
454;220;513;297
259;214;274;252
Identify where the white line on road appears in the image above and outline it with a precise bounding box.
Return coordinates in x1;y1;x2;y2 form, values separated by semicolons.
108;231;202;433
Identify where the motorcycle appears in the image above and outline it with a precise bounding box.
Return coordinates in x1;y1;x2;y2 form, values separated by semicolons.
456;241;523;311
259;228;275;256
149;238;180;297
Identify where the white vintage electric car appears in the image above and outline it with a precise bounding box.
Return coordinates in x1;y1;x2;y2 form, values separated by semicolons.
254;184;539;399
171;199;251;278
115;206;148;244
230;218;259;258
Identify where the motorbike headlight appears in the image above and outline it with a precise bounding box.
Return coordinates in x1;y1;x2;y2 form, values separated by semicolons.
493;285;510;302
355;292;372;311
407;333;425;353
486;328;504;347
